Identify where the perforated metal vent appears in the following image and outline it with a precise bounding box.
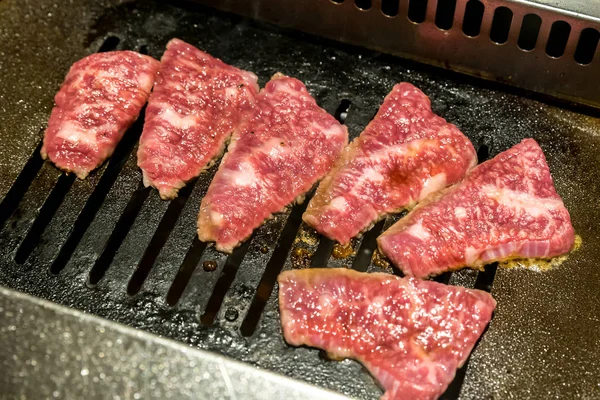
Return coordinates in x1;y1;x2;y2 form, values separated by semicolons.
197;0;600;108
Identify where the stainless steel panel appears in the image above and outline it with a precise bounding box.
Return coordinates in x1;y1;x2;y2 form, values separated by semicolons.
0;286;348;400
194;0;600;108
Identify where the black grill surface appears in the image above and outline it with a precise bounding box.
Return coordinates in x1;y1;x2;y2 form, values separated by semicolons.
0;1;599;399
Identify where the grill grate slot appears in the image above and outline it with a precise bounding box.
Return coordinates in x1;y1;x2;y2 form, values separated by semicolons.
127;178;197;295
310;238;336;267
166;237;208;306
240;201;310;336
88;184;150;285
98;35;121;52
473;262;498;293
14;174;75;264
200;239;253;325
334;99;352;124
432;272;454;284
351;219;385;272
0;139;45;232
138;44;149;55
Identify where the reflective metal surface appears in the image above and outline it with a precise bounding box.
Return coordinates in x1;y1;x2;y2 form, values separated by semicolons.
0;286;347;400
195;0;600;108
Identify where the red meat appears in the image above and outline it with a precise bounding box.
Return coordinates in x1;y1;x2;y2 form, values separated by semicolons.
303;83;476;244
278;268;496;400
41;51;160;178
198;73;348;253
137;38;259;199
377;139;575;278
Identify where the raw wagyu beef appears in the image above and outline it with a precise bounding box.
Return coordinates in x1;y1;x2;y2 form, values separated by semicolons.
137;38;259;199
278;268;496;400
378;139;575;278
198;73;348;253
42;51;160;178
303;83;477;244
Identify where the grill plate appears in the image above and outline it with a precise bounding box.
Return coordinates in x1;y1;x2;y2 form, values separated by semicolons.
0;1;599;399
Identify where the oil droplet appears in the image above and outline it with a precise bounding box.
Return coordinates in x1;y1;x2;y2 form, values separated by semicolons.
203;260;218;272
260;246;269;254
291;247;312;269
332;243;353;259
224;308;239;322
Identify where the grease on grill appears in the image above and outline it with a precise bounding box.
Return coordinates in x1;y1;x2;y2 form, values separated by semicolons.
294;225;319;246
202;260;218;272
259;246;269;254
331;242;354;259
499;235;582;271
372;249;391;269
290;247;312;269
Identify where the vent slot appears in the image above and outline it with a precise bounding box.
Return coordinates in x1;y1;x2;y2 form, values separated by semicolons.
462;0;484;37
574;28;599;65
546;21;571;58
518;14;542;51
490;7;513;44
408;0;428;24
354;0;371;11
435;0;457;30
381;0;399;17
